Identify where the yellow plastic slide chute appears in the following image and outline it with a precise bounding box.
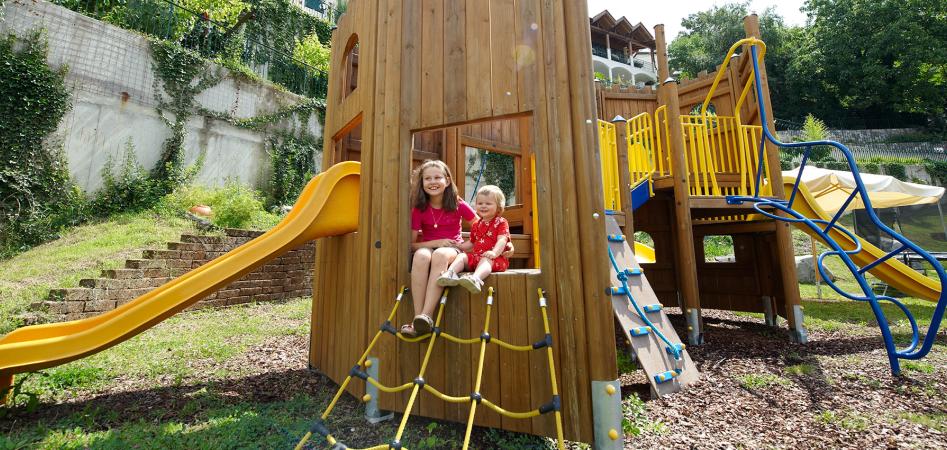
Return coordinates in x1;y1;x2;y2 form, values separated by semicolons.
782;177;940;301
1;162;361;396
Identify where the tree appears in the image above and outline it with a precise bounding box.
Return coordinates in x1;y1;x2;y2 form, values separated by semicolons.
667;3;818;125
803;0;947;130
293;33;331;72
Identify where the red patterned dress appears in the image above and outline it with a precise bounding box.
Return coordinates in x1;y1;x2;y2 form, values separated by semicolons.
465;216;511;272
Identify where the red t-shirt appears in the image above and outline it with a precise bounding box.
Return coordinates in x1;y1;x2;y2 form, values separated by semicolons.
411;200;476;244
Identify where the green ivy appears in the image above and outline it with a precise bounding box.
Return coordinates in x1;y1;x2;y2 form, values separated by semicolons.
924;159;947;187
268;132;321;206
0;30;83;257
149;39;220;194
881;162;907;181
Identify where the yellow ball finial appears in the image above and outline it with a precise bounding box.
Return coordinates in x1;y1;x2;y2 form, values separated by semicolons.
608;429;619;440
605;384;616;395
364;359;373;368
362;394;372;402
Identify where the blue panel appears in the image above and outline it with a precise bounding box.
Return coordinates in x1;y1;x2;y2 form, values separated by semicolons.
630;180;652;211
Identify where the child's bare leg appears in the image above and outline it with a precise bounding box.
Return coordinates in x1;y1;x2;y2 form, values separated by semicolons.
446;253;467;275
472;258;494;281
423;248;457;316
410;249;433;315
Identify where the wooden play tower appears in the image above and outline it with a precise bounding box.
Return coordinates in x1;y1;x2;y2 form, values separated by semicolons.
309;0;801;447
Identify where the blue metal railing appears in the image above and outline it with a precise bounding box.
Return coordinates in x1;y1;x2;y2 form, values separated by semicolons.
726;44;947;376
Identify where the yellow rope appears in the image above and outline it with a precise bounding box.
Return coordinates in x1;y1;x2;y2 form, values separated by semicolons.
366;377;414;394
296;286;567;450
491;338;534;352
422;384;472;403
481;399;541;419
462;287;494;449
393;289;450;444
539;288;566;450
438;333;481;344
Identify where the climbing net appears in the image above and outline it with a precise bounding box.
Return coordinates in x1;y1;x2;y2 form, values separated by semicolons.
295;287;566;450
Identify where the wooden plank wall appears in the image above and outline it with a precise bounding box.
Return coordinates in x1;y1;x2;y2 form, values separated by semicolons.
310;0;616;443
595;85;658;121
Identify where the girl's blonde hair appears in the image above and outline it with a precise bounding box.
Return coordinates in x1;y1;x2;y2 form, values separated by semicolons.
475;185;507;215
412;160;460;211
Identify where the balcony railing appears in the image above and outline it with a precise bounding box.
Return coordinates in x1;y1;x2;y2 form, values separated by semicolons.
592;44;608;59
610;52;630;65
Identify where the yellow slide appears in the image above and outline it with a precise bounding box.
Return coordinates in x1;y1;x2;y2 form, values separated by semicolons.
783;179;941;301
0;162;361;396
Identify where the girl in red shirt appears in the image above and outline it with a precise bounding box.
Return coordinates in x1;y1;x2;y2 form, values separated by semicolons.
405;160;476;337
437;185;510;294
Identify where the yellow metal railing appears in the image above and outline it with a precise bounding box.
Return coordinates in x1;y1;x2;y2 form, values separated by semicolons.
600;39;778;203
597;120;621;210
626;111;658;194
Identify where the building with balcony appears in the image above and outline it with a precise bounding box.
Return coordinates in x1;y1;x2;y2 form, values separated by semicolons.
590;10;657;88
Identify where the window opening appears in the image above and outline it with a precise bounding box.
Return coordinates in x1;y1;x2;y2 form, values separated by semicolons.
703;235;735;263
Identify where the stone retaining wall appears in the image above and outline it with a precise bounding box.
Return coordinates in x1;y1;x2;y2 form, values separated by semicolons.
31;230;314;322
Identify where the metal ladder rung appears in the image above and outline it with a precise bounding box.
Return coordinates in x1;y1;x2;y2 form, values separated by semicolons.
606;286;628;296
654;369;680;384
643;304;662;313
629;326;652;337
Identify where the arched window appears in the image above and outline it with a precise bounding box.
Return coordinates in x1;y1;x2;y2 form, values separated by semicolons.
341;34;359;99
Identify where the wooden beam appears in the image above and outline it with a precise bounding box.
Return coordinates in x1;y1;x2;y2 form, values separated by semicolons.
655;24;702;336
744;14;804;340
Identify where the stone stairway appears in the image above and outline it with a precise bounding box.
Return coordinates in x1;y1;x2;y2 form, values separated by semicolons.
31;229;315;322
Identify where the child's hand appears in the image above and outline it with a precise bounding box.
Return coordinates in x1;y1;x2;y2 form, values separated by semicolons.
439;239;457;248
482;250;498;260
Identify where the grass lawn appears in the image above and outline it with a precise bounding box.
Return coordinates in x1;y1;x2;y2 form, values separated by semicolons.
0;212;195;334
0;298;560;449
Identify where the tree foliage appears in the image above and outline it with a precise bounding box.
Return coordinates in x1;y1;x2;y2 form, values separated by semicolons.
803;0;947;130
667;0;947;131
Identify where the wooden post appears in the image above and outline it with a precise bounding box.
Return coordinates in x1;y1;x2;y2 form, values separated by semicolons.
744;14;807;342
655;25;703;345
613;115;634;236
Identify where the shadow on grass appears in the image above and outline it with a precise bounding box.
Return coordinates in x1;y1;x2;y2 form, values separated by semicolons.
0;367;556;450
0;368;354;449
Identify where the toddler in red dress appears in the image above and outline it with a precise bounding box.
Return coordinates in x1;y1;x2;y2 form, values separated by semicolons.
437;185;511;294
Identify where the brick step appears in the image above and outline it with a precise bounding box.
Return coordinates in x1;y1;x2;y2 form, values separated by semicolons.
78;278;156;290
167;241;204;251
125;259;167;269
100;268;144;279
142;249;180;260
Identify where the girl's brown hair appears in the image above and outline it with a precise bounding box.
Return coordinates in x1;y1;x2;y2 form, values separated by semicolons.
412;160;460;211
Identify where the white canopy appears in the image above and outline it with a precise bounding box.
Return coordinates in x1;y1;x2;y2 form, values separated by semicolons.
782;166;945;215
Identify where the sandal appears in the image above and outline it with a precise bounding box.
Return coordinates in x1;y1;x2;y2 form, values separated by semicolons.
412;314;434;335
436;269;460;287
400;323;417;337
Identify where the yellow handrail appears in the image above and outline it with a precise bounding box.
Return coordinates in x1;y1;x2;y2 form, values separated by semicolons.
597;120;621;210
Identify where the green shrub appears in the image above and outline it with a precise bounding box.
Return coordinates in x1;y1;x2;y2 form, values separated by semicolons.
799;114;833;161
89;140;163;217
882;162;907;181
861;162;880;174
213;181;265;229
924;159;947;186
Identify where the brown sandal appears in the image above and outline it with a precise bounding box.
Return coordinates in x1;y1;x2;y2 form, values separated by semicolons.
412;314;434;335
400;323;417;337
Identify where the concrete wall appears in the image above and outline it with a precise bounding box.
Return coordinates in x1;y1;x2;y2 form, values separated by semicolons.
1;0;322;193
